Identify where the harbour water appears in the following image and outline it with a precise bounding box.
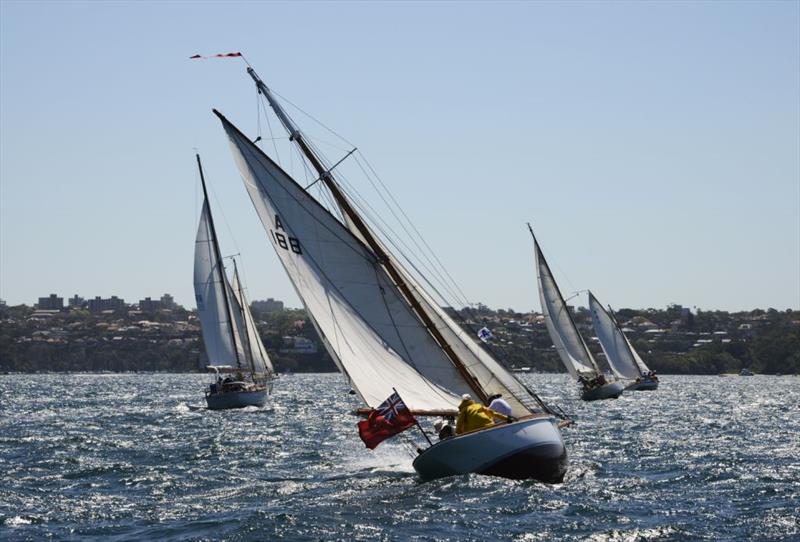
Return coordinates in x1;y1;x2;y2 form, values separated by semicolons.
1;373;798;541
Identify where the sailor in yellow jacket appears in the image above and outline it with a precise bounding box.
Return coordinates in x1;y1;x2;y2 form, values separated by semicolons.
455;394;509;434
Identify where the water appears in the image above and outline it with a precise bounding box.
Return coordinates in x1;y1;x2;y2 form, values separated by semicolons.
1;373;798;541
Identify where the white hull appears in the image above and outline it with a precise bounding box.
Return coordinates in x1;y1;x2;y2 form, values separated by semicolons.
581;381;624;401
412;416;567;483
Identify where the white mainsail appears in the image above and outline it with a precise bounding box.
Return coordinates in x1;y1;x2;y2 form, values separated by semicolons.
531;233;599;379
231;267;275;375
193;201;243;366
217;111;474;412
589;292;648;379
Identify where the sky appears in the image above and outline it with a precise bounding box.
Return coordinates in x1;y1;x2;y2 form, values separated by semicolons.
1;0;798;313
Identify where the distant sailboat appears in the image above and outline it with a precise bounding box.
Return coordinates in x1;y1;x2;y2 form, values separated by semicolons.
588;291;658;391
528;225;624;401
212;67;570;482
193;154;275;409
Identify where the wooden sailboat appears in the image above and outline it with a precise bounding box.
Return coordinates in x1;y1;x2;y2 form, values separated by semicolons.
588;291;659;391
212;67;570;482
528;225;624;401
193;154;276;409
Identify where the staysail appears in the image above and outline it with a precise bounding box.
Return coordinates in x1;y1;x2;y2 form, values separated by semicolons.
589;291;648;379
231;265;275;375
530;228;599;379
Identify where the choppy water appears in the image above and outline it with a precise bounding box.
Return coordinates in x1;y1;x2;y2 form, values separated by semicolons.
1;373;798;541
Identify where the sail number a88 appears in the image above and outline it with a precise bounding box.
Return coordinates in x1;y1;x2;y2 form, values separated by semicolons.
271;214;302;255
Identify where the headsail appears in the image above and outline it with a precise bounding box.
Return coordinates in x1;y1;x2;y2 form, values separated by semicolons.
530;227;599;379
216;110;474;412
231;266;275;375
589;292;648;379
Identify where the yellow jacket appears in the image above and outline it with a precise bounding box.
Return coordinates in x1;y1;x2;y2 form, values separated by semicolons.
456;399;505;434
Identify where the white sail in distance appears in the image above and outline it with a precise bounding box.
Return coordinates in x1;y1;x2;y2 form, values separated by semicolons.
589;292;649;380
231;267;275;375
531;231;599;379
193;201;243;366
217;110;476;412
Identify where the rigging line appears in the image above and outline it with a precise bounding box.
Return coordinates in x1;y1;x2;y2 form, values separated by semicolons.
354;152;473;305
257;92;281;165
336;181;471;309
322;161;470;307
270;87;357;149
206;181;243;259
349;154;471;309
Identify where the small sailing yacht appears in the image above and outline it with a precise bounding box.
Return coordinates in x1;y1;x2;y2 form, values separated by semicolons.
528;226;624;401
193;154;276;409
588;291;659;391
212;67;570;482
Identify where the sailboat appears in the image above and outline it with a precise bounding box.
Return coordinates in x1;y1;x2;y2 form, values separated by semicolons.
212;67;570;482
193;154;276;409
588;291;659;391
528;225;624;401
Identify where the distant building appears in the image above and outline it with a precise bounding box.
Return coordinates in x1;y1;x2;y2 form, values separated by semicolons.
37;294;64;310
160;293;177;310
252;298;284;314
68;295;86;309
88;296;126;313
138;297;162;313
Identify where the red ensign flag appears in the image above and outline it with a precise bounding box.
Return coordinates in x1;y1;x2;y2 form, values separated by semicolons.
357;391;417;449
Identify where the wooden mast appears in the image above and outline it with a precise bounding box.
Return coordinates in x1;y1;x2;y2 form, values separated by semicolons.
247;68;489;404
197;154;242;371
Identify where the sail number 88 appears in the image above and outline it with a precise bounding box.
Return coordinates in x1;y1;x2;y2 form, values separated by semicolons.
272;230;302;255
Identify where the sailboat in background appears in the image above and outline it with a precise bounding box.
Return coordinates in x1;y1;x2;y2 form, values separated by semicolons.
193;154;276;410
212;66;570;482
589;291;659;391
528;225;624;401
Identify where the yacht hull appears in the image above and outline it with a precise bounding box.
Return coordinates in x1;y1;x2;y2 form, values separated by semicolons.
625;379;659;391
412;417;567;483
205;389;268;410
581;381;624;401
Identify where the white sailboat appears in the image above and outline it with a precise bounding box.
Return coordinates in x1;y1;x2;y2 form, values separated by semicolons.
193;154;275;409
528;225;624;401
212;67;570;482
588;291;659;391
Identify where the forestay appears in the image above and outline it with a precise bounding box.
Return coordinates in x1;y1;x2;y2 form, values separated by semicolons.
533;237;599;378
217;111;474;412
589;292;649;379
231;268;274;375
193;202;241;366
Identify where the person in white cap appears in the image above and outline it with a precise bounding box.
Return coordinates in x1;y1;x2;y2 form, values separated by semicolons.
455;393;508;434
488;393;513;421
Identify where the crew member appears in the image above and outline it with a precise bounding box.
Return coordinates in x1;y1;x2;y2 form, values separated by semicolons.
455;394;508;434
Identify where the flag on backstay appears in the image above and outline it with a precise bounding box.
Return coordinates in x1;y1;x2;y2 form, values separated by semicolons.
477;326;494;343
357;391;417;449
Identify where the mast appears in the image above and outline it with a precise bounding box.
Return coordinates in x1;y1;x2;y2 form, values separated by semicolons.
232;258;257;377
527;224;600;375
197;154;242;371
247;68;489;404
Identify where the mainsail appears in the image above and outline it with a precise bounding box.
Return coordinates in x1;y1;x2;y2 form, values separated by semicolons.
216;108;540;417
530;227;600;379
589;291;649;380
193;191;244;367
